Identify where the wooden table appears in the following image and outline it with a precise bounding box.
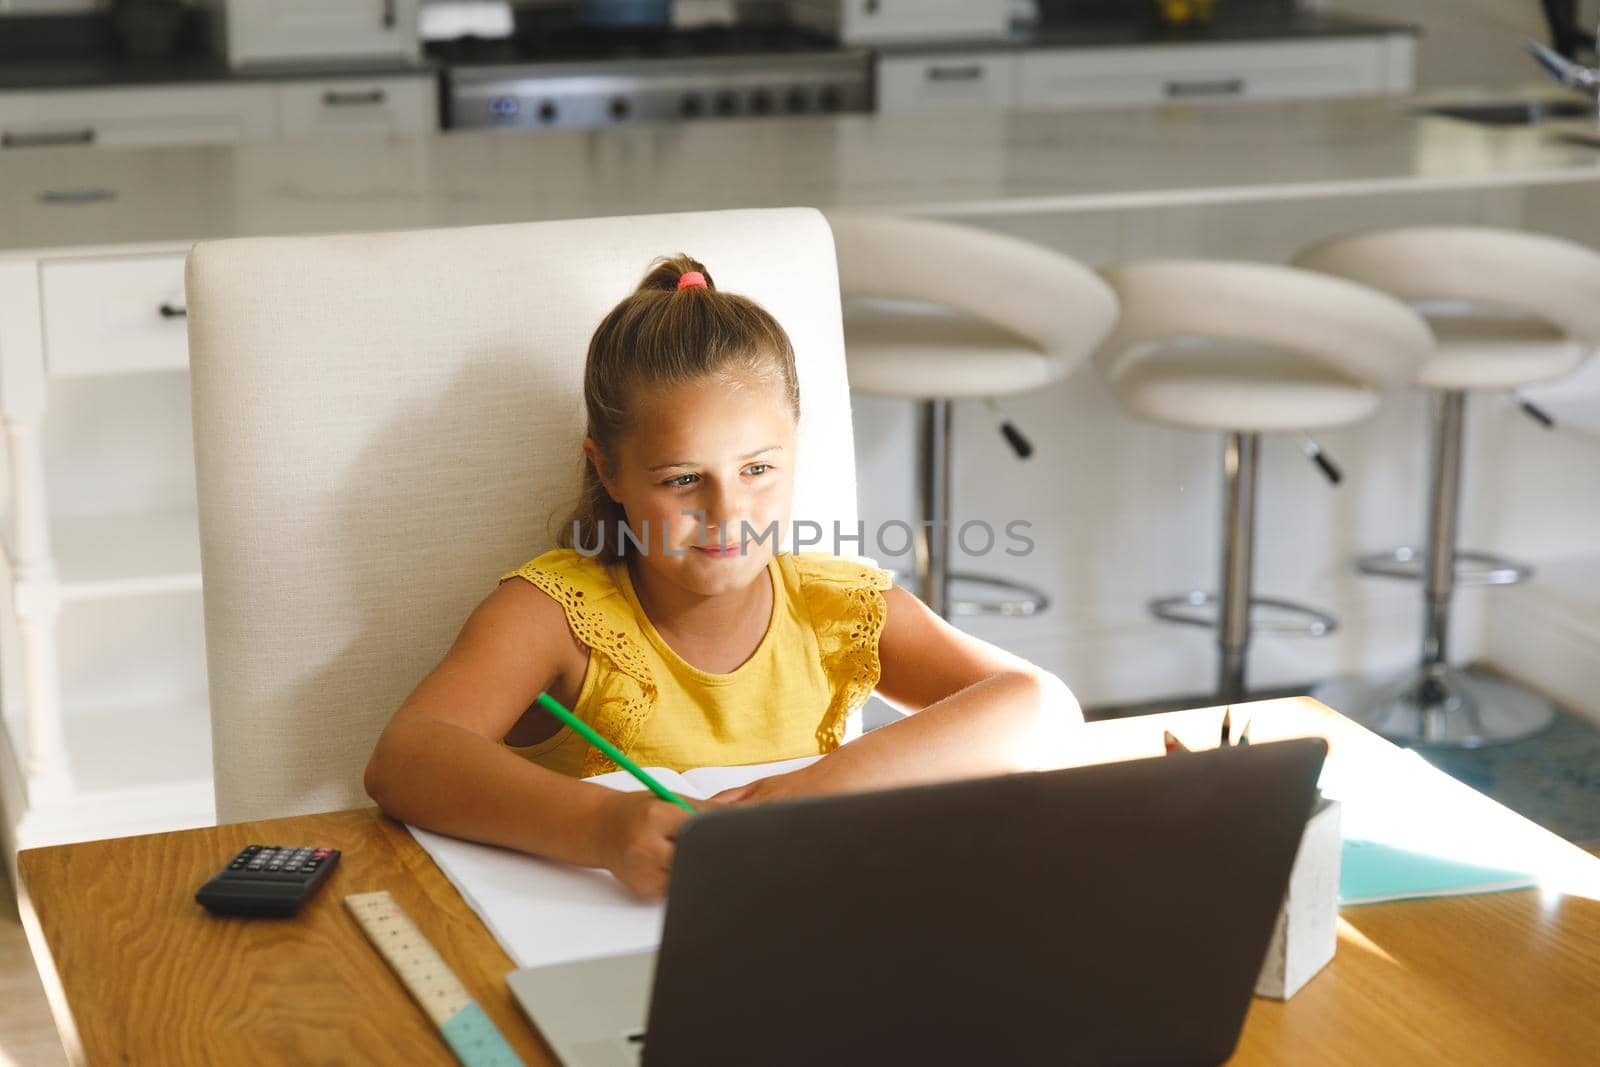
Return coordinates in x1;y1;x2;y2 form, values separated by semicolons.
20;698;1600;1065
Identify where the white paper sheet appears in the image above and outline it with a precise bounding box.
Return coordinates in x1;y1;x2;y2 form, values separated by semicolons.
406;755;821;969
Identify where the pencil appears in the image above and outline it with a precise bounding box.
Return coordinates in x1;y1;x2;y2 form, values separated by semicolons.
1163;730;1188;754
534;692;698;814
1237;720;1252;747
1220;707;1232;746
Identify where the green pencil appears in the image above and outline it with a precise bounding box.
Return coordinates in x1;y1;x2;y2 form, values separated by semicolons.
534;692;697;814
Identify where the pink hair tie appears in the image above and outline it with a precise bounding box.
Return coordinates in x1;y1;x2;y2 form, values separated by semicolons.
677;271;708;290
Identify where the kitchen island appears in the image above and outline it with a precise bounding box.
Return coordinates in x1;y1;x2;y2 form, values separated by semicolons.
2;91;1599;865
4;89;1600;250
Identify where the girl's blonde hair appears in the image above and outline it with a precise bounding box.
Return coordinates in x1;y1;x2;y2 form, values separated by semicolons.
556;254;801;563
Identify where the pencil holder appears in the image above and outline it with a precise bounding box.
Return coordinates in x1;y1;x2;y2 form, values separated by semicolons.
1255;795;1341;1000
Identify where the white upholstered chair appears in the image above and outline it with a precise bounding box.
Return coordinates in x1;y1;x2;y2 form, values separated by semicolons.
187;208;861;823
1294;226;1600;746
828;213;1119;618
1094;260;1434;704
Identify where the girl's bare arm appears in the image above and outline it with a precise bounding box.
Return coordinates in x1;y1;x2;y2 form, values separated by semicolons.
716;584;1080;802
364;580;691;892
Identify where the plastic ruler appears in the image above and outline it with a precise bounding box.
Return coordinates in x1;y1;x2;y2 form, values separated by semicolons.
345;890;524;1067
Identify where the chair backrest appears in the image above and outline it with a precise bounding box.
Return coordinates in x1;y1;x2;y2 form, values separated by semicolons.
1095;259;1434;393
187;208;858;823
826;212;1119;375
1293;226;1600;345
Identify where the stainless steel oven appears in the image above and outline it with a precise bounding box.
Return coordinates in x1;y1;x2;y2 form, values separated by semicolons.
430;22;872;131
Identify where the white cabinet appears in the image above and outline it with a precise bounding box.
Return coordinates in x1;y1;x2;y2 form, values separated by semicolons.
0;247;215;861
788;0;1010;45
1018;36;1416;110
876;34;1415;116
876;51;1018;114
0;84;278;150
276;77;436;140
201;0;422;68
0;75;438;153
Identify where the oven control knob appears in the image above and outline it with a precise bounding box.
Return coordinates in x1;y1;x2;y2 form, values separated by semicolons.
714;91;738;116
490;96;521;119
680;94;703;118
537;99;558;124
784;88;808;113
817;86;841;113
609;96;630;120
750;90;773;115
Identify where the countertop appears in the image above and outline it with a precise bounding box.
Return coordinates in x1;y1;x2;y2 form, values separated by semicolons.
0;55;436;93
0;9;1413;92
874;10;1416;57
3;88;1599;256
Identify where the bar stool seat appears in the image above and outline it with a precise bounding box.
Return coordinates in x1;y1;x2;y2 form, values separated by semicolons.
1418;304;1585;389
1294;225;1600;747
1096;259;1433;703
843;297;1057;398
1113;336;1382;432
829;212;1119;618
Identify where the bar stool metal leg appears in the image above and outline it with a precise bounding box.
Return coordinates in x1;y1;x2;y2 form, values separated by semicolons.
1219;432;1259;704
1316;391;1556;747
1422;391;1462;673
904;398;1052;619
1150;431;1338;700
914;398;952;618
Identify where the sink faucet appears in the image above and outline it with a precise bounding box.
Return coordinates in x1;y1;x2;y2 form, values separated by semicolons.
1527;33;1600;119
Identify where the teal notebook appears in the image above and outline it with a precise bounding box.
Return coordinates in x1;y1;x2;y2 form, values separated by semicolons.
1339;838;1537;905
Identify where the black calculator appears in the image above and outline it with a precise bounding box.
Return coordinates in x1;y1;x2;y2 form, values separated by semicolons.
195;844;341;918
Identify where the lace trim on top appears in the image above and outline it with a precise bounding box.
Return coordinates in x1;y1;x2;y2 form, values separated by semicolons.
504;559;658;778
793;555;894;751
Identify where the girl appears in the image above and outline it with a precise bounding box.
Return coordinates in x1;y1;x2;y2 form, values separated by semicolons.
364;255;1080;900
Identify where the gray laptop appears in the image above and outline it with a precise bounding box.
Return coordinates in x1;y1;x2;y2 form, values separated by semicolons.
507;738;1326;1067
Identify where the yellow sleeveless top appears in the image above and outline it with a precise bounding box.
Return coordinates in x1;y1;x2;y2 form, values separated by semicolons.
499;548;894;778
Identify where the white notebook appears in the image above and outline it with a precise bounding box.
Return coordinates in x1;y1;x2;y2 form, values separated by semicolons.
407;754;821;969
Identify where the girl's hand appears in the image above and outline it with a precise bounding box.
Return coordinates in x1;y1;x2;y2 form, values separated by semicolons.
709;767;818;806
596;791;703;901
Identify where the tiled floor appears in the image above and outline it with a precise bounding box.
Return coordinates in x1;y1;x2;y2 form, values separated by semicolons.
3;685;1597;1065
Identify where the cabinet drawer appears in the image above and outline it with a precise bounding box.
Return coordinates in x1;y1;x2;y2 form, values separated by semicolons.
276;77;437;139
42;256;190;377
1019;39;1394;110
877;53;1016;114
0;85;277;150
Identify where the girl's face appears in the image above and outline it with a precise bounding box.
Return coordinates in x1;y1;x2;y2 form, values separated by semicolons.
587;372;797;598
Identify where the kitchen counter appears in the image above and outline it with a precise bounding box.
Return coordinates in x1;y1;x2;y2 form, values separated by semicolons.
873;10;1416;57
0;55;436;92
4;88;1599;255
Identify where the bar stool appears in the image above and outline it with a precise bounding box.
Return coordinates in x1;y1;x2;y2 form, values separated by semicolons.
828;213;1119;618
1095;260;1434;703
1294;226;1600;747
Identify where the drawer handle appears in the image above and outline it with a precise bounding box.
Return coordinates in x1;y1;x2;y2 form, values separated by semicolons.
926;65;985;83
159;302;188;319
2;127;96;149
1164;78;1246;98
323;89;387;107
37;188;117;205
